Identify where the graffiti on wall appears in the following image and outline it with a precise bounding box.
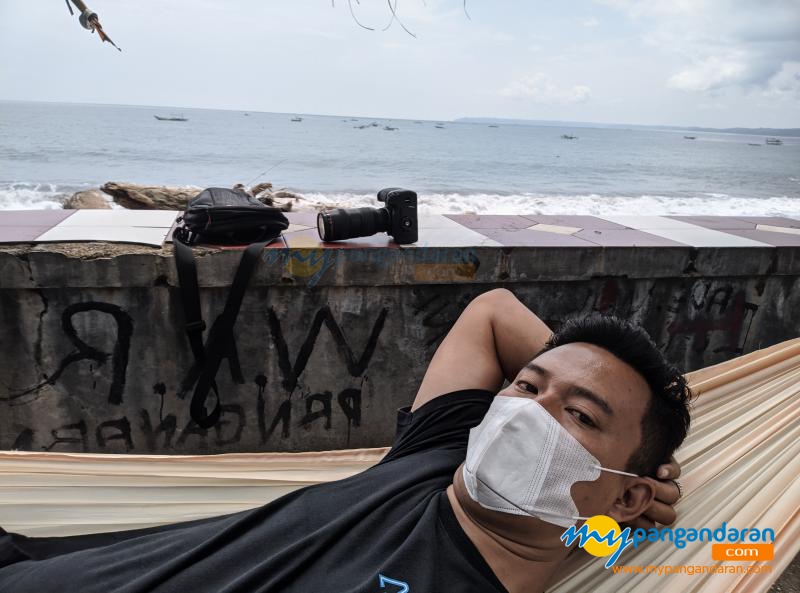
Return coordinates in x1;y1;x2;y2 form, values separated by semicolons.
1;276;771;453
3;301;389;453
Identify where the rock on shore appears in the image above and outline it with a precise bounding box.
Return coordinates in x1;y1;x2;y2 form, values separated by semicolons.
102;182;202;210
63;182;307;211
63;189;112;209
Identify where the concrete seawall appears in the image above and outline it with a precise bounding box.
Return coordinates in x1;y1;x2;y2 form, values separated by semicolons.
1;213;799;454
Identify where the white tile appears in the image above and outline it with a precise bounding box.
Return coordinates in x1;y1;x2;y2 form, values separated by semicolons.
58;210;181;228
527;223;582;235
285;223;313;233
598;215;693;229
756;224;800;236
599;215;770;247
35;226;169;247
416;227;501;247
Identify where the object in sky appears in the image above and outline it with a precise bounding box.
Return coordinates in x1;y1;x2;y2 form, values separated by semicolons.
65;0;121;51
154;115;188;122
765;137;783;145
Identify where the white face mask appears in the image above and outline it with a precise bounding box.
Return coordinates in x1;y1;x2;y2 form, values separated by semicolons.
462;395;639;528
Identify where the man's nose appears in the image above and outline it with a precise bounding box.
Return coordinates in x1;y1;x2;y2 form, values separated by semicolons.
533;390;561;417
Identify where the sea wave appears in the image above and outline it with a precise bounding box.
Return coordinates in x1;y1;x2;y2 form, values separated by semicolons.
0;182;78;210
0;182;118;210
297;191;800;217
1;183;798;217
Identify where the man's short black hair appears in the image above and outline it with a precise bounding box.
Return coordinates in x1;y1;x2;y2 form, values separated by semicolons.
538;315;692;477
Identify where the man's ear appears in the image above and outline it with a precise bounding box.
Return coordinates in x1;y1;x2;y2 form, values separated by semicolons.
605;478;657;524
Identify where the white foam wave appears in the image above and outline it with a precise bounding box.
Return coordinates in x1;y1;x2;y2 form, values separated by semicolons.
0;183;72;210
297;191;800;217
2;184;798;218
0;182;119;210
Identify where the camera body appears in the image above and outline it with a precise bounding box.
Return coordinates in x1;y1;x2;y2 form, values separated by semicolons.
377;187;418;244
317;187;418;245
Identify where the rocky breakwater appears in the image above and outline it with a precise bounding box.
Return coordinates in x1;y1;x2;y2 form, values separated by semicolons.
62;182;305;211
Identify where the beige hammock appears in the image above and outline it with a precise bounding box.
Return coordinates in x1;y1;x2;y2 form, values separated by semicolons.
2;338;799;592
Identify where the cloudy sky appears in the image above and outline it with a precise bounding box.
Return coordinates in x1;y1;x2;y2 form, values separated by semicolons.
1;0;798;127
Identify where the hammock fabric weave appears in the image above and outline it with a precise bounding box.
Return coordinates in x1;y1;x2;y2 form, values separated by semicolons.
2;338;799;592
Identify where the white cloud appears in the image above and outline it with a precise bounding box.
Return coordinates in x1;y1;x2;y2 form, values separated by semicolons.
668;56;748;91
499;73;591;103
596;0;800;94
763;61;800;100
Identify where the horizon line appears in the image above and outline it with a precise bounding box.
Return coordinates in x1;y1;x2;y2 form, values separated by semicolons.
1;98;798;134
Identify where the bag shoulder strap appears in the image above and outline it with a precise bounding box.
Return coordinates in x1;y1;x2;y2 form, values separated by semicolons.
174;240;268;428
173;238;206;365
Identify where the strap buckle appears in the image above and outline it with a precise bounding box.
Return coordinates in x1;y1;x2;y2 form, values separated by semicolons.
185;320;206;332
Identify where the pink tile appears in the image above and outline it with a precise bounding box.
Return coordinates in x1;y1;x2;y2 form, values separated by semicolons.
285;212;320;228
732;216;800;228
0;226;56;243
722;229;800;247
667;216;756;230
523;215;627;230
479;228;597;247
444;214;534;230
0;210;75;227
575;228;687;247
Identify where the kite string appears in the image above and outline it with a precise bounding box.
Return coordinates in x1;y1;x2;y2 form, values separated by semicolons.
245;159;289;188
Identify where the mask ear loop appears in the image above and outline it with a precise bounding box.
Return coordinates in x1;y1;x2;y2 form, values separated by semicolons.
471;473;589;522
594;465;640;478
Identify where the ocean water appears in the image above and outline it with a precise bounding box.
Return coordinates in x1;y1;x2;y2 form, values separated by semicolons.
0;101;798;215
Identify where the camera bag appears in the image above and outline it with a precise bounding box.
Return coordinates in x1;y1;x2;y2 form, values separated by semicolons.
173;187;289;428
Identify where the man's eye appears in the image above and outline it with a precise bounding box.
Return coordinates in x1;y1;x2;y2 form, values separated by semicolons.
516;381;538;394
569;409;596;428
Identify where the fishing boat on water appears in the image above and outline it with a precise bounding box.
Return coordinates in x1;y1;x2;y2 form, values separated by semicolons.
684;135;696;140
291;116;303;122
154;115;188;122
765;138;783;145
561;134;577;140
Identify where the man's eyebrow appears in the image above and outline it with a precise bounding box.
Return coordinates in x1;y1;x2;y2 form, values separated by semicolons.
570;385;615;417
523;361;615;417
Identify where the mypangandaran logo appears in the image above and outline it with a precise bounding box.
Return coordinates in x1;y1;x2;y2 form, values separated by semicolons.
561;516;775;569
261;244;479;287
562;515;634;568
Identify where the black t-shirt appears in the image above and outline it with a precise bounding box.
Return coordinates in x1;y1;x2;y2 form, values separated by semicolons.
0;389;508;593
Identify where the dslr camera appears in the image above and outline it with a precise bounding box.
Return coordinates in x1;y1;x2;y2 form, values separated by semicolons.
317;188;418;245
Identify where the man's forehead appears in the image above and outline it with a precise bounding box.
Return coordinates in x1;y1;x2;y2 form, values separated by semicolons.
528;343;651;408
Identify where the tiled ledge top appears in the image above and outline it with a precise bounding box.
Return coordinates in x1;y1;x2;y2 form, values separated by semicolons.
1;210;800;249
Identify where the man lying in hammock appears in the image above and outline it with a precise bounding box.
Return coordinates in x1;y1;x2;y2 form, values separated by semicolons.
0;288;689;593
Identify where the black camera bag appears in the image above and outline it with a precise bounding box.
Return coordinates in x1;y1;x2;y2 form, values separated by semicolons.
173;187;289;245
173;188;289;428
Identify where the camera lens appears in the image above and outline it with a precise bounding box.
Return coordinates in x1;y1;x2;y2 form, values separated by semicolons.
317;207;390;242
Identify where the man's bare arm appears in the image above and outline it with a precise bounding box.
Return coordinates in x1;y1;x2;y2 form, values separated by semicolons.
411;289;553;412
